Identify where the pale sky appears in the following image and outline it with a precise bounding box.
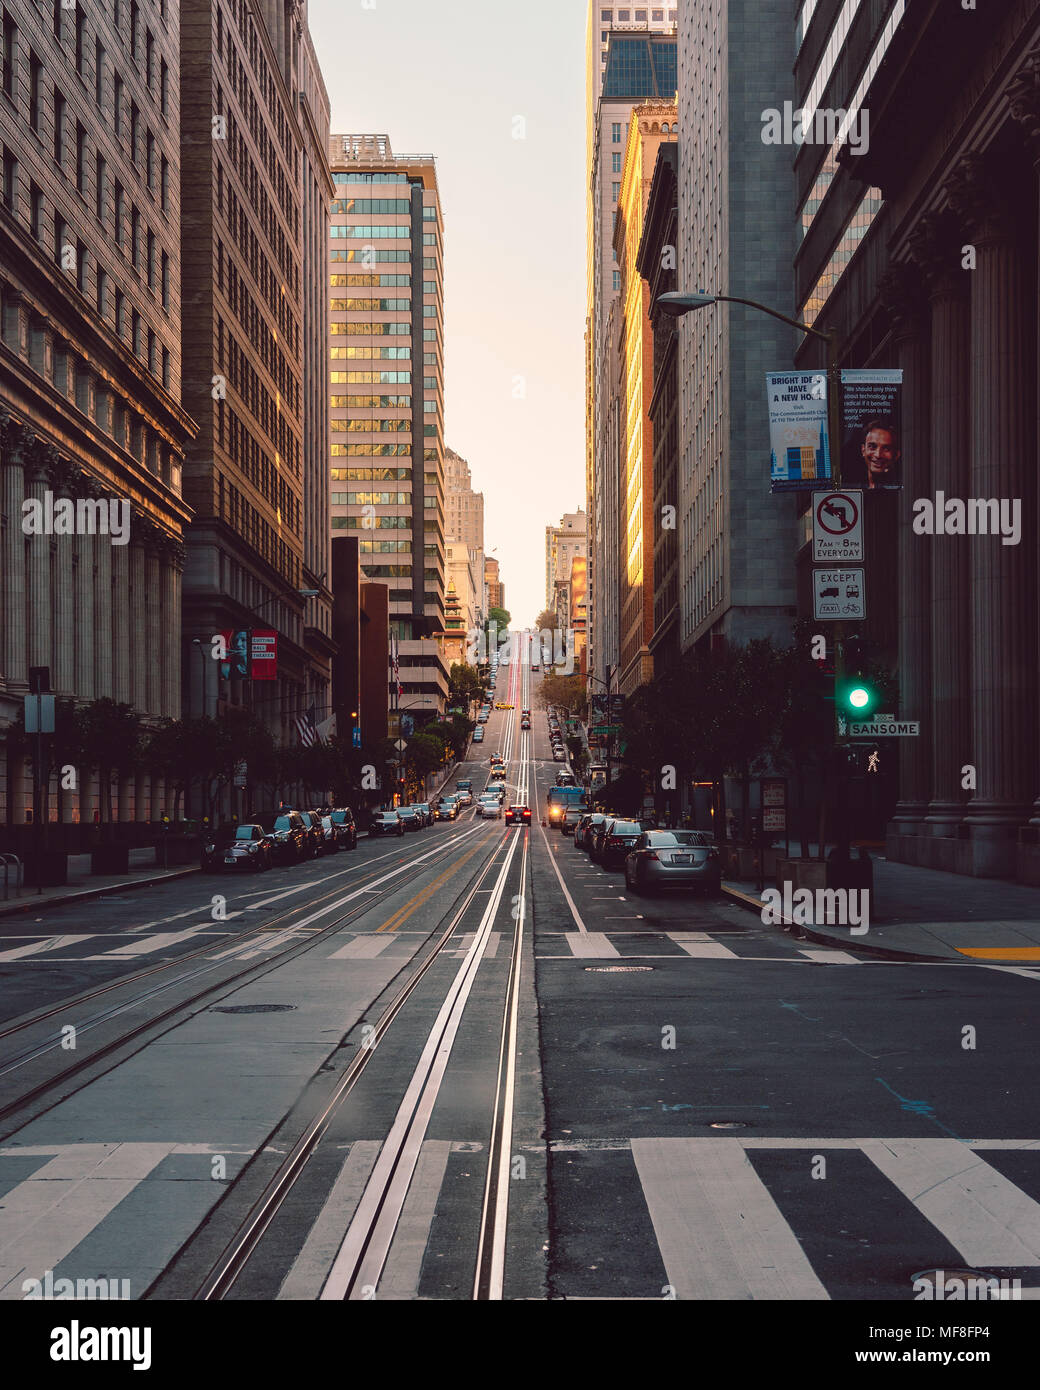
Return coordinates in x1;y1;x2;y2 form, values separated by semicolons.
308;0;588;628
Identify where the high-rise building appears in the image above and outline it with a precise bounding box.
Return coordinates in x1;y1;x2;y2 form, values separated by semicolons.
585;7;676;687
444;445;483;635
444;541;480;667
614;101;676;695
545;509;587;612
484;555;504;615
1;0;193;832
676;0;798;652
179;0;318;755
326;133;448;722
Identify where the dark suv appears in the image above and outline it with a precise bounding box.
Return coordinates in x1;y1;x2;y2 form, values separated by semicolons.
297;810;326;857
268;811;309;864
328;807;358;850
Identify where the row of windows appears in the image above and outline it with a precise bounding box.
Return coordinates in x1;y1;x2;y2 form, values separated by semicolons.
330;322;410;337
216;241;301;428
330;224;411;239
330;394;410;409
601;8;675;19
331;298;409;313
329;248;410;263
220;402;300;535
217;162;298;348
332;515;412;529
331;443;411;456
332;170;409;184
219;475;300;591
350;538;412;550
217;316;294;465
330;346;410;360
329;274;410;287
330;198;411;215
332;467;412;481
331;492;410;505
331;370;411;384
332;418;410;432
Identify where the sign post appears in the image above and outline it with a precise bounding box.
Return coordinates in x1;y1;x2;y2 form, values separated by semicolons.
25;668;54;895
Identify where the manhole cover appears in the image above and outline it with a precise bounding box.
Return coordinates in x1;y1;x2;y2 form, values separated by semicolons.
585;965;654;973
709;1121;748;1129
211;1004;297;1014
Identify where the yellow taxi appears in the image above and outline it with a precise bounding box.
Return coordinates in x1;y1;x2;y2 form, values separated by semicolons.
493;702;514;710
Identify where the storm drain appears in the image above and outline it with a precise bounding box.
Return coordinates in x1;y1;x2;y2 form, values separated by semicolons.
211;1004;298;1014
584;965;654;973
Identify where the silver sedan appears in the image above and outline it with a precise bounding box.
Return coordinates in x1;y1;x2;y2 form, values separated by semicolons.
624;830;722;895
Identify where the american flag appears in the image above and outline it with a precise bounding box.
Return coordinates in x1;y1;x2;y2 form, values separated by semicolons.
294;705;317;747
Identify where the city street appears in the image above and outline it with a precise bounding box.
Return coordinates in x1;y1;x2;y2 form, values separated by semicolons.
1;654;1036;1308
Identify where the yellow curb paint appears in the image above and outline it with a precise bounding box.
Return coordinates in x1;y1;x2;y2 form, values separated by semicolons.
957;947;1040;959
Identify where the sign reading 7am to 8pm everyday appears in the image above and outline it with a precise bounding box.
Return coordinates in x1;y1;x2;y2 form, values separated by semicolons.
813;490;863;562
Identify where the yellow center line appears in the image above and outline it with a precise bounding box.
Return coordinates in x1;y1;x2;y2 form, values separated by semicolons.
375;836;493;932
957;947;1040;959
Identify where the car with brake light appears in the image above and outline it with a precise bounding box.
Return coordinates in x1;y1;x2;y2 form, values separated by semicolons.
624;829;721;895
505;804;532;825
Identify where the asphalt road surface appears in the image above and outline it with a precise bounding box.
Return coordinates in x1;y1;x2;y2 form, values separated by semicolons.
1;635;1037;1308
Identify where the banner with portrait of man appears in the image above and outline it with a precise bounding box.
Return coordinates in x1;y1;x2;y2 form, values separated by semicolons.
840;369;903;491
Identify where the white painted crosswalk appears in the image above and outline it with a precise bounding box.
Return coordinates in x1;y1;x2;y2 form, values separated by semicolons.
535;930;866;963
1;1136;1038;1300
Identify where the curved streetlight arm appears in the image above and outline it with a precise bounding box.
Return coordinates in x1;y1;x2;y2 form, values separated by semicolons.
711;294;832;347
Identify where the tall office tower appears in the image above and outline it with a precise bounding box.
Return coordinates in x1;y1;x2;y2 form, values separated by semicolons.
180;0;317;750
676;0;798;653
0;0;193;829
297;15;335;731
484;555;504;615
614;101;676;695
444;445;484;627
327;133;448;724
443;541;480;666
585;5;676;688
545;509;587;612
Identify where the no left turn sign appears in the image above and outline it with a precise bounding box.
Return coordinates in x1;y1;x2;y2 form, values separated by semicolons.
813;490;864;562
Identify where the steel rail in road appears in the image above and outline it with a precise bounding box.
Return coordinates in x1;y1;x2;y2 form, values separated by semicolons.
0;823;490;1133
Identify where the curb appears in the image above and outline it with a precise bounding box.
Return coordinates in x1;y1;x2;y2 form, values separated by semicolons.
0;865;201;919
719;881;959;963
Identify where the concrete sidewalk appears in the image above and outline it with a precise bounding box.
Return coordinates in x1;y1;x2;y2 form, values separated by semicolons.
0;862;201;920
722;855;1040;962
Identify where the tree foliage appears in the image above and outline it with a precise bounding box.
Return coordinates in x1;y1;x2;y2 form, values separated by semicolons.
538;672;587;719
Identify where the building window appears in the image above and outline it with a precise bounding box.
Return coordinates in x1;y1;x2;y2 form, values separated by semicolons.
130;204;139;265
53;213;67;267
161;250;169;308
95;37;104;104
131;307;141;355
611;151;622;173
95;152;106;219
53;88;65;164
161;346;169;389
1;148;15;211
29;52;41;130
129;100;139;162
160;57;168;116
75;121;86;192
611;122;622;143
146;227;154;286
612;181;620;203
52;0;62;41
160;154;168;211
114;179;124;245
130;0;139;59
2;10;14;99
653;8;663;18
612;270;620;291
76;239;87;292
618;9;630;19
75;4;85;73
145;28;153;88
115;287;124;336
29;181;41;238
146;130;154;187
147;327;155;373
97;267;108;318
113;72;122;135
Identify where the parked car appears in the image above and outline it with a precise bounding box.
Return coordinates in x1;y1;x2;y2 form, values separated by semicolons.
505;804;532;826
267;811;310;864
553;749;566;762
575;813;608;851
473;728;485;742
299;810;327;856
600;819;645;869
624;829;721;896
201;823;273;873
478;713;489;723
397;806;423;832
371;810;405;837
328;807;359;849
413;802;434;827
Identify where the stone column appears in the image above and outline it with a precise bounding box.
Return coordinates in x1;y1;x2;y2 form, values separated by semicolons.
74;483;97;702
1;415;29;689
910;212;973;837
129;540;147;713
880;263;932;844
111;539;131;705
94;519;113;699
1008;54;1040;826
949;154;1038;875
144;539;161;717
49;458;77;697
25;442;54;672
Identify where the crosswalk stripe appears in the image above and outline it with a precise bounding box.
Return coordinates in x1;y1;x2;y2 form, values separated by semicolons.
564;932;620;958
0;1143;174;1300
378;1140;453;1299
0;935;100;962
859;1139;1040;1266
631;1137;829;1300
278;1142;382;1301
666;933;738;959
85;923;214;959
797;948;862;964
328;935;395;960
454;933;501;959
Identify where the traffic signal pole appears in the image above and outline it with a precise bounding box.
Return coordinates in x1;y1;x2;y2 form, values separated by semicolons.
826;331;853;863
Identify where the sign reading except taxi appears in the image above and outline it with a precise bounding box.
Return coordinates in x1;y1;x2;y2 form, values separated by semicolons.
813;490;863;563
813;567;866;620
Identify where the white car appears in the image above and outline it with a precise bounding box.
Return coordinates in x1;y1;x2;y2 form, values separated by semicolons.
478;799;501;819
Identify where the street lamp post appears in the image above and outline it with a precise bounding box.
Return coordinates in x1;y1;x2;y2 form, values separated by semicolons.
586;665;616;799
656;291;850;861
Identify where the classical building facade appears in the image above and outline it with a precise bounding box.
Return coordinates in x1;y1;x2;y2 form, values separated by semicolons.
793;0;1040;881
1;0;194;834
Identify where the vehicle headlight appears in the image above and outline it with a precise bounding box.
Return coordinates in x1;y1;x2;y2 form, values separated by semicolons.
205;843;215;853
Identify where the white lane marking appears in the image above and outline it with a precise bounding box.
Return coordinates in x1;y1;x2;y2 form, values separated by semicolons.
667;941;739;959
278;1142;382;1301
564;933;620;959
859;1139;1040;1266
537;824;589;937
0;935;101;962
328;935;395;960
85;922;215;960
0;1143;174;1300
797;948;862;964
321;831;522;1300
454;932;501;960
631;1137;829;1301
379;1141;454;1300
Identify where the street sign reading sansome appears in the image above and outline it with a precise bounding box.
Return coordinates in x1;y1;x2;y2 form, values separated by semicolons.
848;721;920;736
813;490;863;562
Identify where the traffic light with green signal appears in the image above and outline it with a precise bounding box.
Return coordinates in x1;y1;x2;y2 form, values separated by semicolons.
837;633;880;718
